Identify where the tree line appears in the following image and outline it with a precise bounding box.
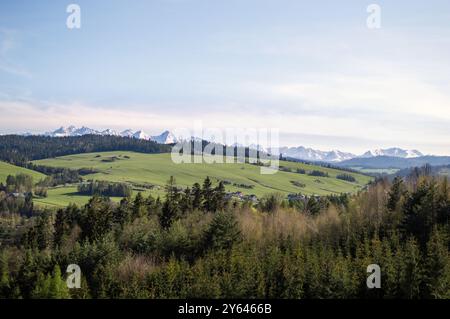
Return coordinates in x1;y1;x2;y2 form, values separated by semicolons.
0;135;171;165
77;181;133;197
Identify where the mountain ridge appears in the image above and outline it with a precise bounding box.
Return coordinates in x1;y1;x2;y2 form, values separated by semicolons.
32;126;431;162
43;126;178;144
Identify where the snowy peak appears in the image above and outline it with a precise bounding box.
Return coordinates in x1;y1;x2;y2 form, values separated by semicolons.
151;130;178;144
47;126;77;137
43;126;177;144
132;130;150;140
324;149;356;162
360;148;423;158
273;146;424;163
275;146;355;163
40;127;427;156
120;129;134;138
100;129;120;136
74;126;98;136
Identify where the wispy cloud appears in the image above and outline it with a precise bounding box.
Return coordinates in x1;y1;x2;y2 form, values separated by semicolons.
1;97;450;155
0;28;32;78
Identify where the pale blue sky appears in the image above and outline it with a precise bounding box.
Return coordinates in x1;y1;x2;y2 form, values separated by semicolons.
1;0;450;154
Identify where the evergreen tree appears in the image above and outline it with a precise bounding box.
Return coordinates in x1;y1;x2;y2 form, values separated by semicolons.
32;265;70;299
400;238;422;298
36;211;54;250
0;253;11;298
48;265;70;299
212;181;227;212
81;196;114;241
387;177;405;212
192;182;202;210
202;177;214;212
114;197;132;226
181;187;193;213
423;228;450;298
203;211;241;250
132;192;147;219
17;249;38;298
159;177;181;229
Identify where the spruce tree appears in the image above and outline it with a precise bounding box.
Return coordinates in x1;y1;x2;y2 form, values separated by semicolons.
202;177;214;212
423;228;450;298
192;182;202;210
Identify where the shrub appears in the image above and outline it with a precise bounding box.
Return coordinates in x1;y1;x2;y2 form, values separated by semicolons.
336;174;356;182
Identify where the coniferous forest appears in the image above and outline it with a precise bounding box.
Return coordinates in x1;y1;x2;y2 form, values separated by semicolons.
0;172;449;299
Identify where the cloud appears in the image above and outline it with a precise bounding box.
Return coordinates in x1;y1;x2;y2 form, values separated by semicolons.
0;29;32;78
1;98;450;155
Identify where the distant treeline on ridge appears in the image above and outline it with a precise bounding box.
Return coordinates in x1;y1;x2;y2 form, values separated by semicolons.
0;135;172;165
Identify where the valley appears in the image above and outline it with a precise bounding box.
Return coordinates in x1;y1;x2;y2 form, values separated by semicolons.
29;151;372;207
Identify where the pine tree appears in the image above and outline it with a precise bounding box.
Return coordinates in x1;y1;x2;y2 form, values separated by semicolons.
203;211;241;250
32;265;71;299
114;197;132;226
192;182;202;210
400;238;422;298
160;177;181;229
31;272;51;299
132;192;147;219
0;253;11;298
387;177;405;212
82;196;114;241
48;265;70;299
36;211;54;250
17;249;38;298
202;177;214;212
212;181;227;212
423;228;450;298
181;187;193;212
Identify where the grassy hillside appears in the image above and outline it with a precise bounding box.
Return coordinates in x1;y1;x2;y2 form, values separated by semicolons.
33;186;124;207
32;151;372;206
0;161;46;184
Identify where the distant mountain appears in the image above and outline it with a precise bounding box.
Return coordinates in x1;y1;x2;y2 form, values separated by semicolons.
43;126;177;144
120;129;134;138
30;127;435;163
360;148;423;158
151;130;178;144
271;146;426;163
100;129;120;136
337;155;450;169
132;130;151;140
274;146;356;162
233;143;267;153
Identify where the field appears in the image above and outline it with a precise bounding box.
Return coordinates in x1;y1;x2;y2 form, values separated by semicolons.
0;161;46;184
32;186;125;207
30;151;372;207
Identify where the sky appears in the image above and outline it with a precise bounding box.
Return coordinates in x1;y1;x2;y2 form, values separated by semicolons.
1;0;450;155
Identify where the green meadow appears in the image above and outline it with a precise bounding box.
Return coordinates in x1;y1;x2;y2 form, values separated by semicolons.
32;186;124;208
0;161;46;184
30;151;372;207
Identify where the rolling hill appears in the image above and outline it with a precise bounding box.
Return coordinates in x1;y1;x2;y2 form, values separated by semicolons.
0;161;46;184
32;151;372;206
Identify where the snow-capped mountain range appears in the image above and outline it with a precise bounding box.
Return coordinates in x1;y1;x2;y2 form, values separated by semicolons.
360;148;423;159
276;146;424;163
39;126;426;161
43;126;178;144
274;146;355;163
